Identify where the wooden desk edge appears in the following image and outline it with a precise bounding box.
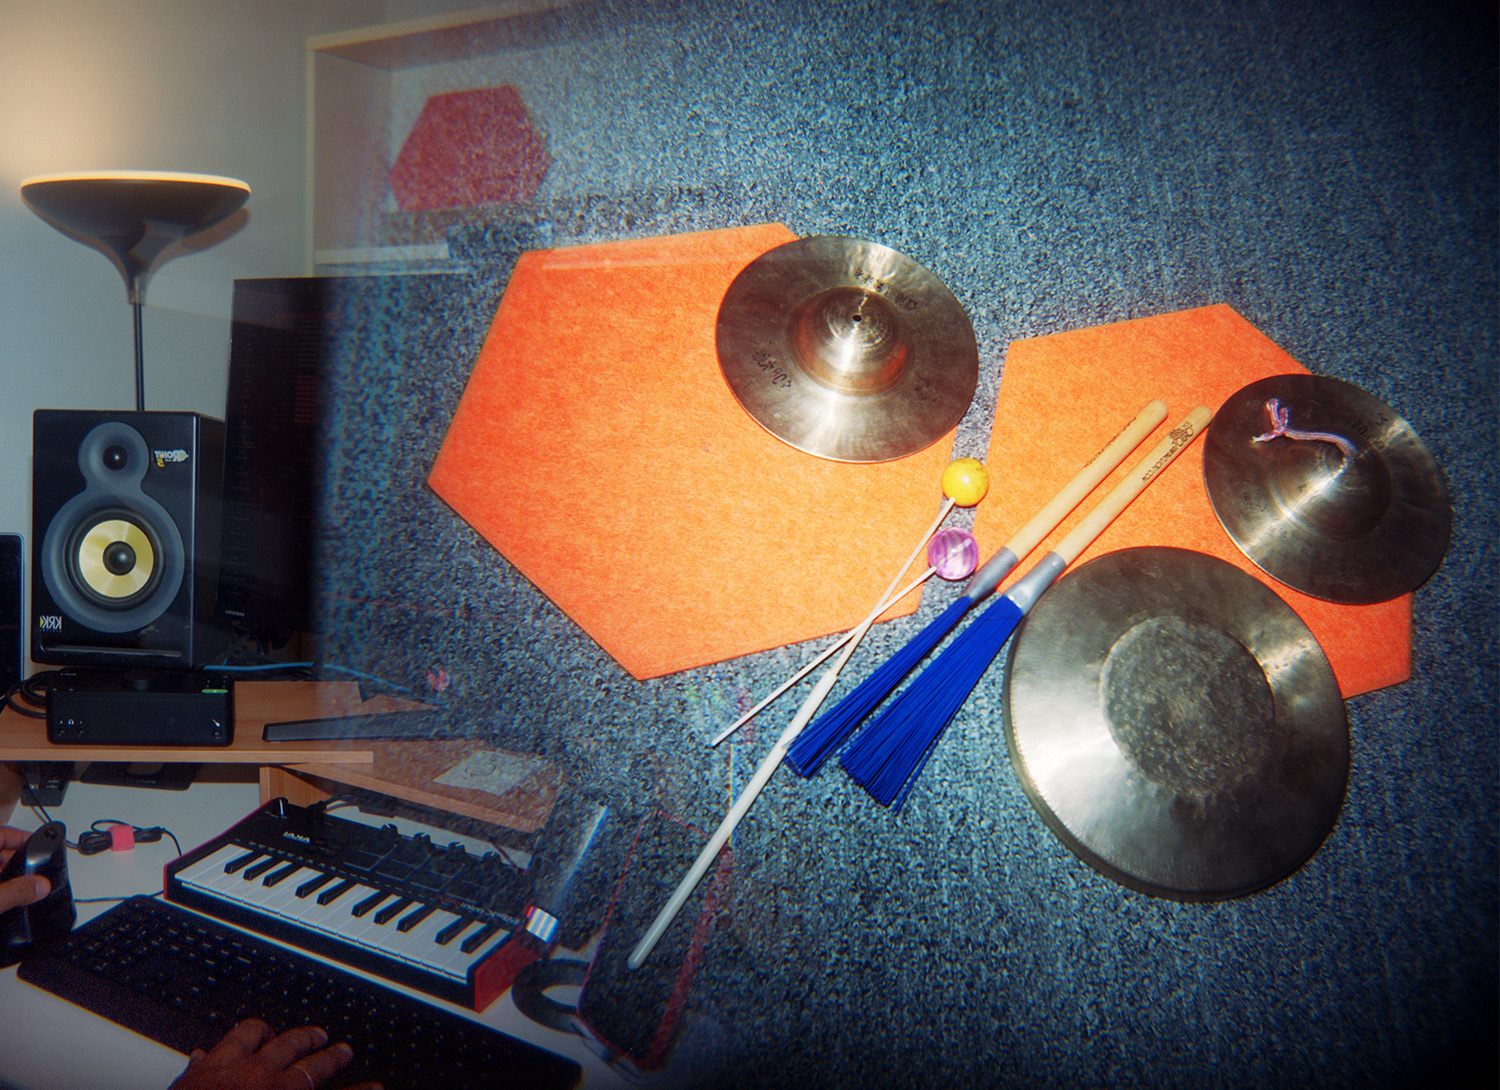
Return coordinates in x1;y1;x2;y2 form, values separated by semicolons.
2;682;558;834
0;680;385;765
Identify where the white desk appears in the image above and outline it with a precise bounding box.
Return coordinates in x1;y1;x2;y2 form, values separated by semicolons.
0;772;626;1090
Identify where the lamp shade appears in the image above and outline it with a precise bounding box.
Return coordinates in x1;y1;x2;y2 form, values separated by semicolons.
20;170;250;300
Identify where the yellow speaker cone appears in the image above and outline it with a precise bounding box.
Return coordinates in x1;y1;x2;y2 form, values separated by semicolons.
75;518;156;600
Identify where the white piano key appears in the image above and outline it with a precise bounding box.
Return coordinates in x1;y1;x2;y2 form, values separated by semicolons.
316;888;394;944
249;870;314;920
387;909;474;974
178;845;264;899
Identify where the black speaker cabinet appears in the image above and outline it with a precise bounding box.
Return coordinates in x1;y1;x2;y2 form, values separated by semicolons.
0;534;20;689
31;410;227;668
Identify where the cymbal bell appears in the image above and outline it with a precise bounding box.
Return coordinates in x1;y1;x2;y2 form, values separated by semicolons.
1004;547;1348;901
716;236;978;463
1203;374;1451;604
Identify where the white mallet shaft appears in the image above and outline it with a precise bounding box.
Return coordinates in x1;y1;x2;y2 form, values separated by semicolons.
632;497;957;966
710;498;954;747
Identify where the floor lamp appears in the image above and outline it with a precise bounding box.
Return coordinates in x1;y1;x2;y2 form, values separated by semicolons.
20;170;251;411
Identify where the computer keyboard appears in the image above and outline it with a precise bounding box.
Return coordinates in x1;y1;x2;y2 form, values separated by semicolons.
17;895;581;1090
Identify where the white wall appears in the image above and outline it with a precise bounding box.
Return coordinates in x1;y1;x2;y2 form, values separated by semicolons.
0;0;393;661
0;0;392;525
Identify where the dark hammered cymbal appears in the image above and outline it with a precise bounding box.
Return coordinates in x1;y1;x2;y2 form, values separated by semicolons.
716;236;978;463
1203;373;1451;604
1003;547;1348;901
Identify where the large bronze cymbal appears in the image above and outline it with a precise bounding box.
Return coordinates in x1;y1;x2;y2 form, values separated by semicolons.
1004;547;1348;901
1203;373;1451;604
716;236;978;463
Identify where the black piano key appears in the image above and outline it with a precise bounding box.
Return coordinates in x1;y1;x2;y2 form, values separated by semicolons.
396;904;436;933
373;898;413;926
460;921;503;954
317;879;357;907
294;873;335;899
223;849;260;875
263;863;301;888
352;890;389;918
435;917;473;946
242;856;281;881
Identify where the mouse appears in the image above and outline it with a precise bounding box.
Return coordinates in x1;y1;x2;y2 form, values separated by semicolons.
0;821;77;967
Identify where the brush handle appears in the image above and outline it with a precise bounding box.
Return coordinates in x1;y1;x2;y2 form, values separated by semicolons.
1051;404;1212;566
1003;406;1211;613
1003;398;1168;560
964;399;1167;600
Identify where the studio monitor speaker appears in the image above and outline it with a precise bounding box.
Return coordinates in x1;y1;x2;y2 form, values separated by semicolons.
31;410;227;668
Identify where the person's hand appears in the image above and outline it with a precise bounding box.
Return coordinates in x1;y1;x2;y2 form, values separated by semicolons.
0;827;51;914
167;1019;381;1090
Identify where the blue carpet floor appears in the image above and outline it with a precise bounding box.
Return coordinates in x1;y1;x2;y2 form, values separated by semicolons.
308;1;1497;1086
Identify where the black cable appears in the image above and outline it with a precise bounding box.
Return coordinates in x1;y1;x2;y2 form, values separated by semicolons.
3;677;47;719
67;891;168;906
19;780;54;825
9;668;100;718
76;820;183;857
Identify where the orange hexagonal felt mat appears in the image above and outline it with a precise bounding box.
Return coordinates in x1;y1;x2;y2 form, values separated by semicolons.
389;87;549;211
428;224;961;679
974;304;1410;698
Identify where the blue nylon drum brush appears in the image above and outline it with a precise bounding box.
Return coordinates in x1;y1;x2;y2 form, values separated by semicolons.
785;399;1170;779
840;405;1213;809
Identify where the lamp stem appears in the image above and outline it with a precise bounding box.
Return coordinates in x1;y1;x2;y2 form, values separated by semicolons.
129;278;145;411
